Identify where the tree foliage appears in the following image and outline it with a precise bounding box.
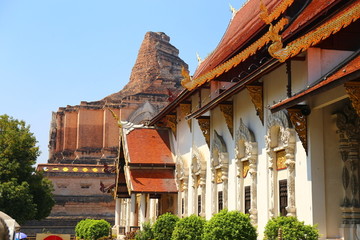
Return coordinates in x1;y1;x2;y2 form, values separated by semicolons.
0;115;55;223
152;212;179;240
264;216;319;240
202;209;257;240
135;221;154;240
171;214;205;240
75;219;111;240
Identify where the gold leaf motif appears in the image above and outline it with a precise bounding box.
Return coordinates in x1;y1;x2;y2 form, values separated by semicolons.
269;2;360;62
246;85;264;124
243;160;250;178
197;117;210;147
219;103;234;137
216;169;223;183
287;107;307;153
182;18;289;90
260;0;294;24
345;81;360;117
276;150;287;170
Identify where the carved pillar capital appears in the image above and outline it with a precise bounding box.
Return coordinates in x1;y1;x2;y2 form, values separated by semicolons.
164;114;177;138
287;105;310;154
246;84;264;124
219;102;234;137
180;103;192;130
197;116;210;147
344;81;360;117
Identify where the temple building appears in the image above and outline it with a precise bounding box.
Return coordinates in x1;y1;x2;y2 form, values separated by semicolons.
23;32;187;236
113;0;360;239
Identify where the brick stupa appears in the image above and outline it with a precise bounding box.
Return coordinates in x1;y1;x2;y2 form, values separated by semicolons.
23;32;188;236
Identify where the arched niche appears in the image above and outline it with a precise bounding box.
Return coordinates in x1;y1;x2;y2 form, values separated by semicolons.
266;110;296;218
191;145;206;217
235;119;258;225
210;130;229;214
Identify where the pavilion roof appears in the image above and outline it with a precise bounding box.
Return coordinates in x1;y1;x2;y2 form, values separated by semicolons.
122;128;174;166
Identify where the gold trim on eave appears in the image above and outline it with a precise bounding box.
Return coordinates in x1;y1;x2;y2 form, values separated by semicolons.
181;18;289;90
260;0;294;24
268;2;360;62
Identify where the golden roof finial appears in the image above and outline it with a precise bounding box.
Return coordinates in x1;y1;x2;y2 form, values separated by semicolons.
229;4;238;19
196;52;203;65
180;66;192;89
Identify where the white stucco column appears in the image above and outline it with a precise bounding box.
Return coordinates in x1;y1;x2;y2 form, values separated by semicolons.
139;194;147;227
115;198;121;226
130;194;136;227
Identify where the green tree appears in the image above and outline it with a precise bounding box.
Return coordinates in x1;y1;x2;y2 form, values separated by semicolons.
152;212;179;240
264;216;319;240
0;114;55;223
203;209;257;240
171;214;205;240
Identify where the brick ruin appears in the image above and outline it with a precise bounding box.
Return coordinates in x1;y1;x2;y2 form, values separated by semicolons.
22;32;188;236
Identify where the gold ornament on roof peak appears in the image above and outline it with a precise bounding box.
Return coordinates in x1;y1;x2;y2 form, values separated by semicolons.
196;52;203;65
229;4;238;19
181;66;193;89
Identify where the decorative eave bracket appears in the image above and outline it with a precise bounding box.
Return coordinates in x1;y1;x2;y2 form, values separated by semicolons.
219;102;234;137
180;103;192;131
165;114;177;138
197;116;210;147
287;105;310;154
344;81;360;117
246;84;264;124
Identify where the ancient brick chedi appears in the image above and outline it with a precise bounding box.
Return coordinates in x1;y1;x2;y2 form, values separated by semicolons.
23;32;187;236
48;31;187;164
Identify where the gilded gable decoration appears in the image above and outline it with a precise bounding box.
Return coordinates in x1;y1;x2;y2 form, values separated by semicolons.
267;2;360;62
181;18;289;90
344;81;360;117
287;105;310;154
246;84;264;124
259;0;294;24
219;102;234;137
197;116;211;147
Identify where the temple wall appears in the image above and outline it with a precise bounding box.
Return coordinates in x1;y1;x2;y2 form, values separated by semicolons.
77;108;103;149
63;110;78;155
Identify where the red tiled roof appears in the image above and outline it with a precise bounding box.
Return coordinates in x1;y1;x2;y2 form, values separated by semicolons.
282;0;340;39
193;0;280;79
125;128;174;165
128;169;177;193
271;53;360;111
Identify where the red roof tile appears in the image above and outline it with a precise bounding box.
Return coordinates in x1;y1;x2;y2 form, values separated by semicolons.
282;0;340;39
125;128;174;165
128;169;177;193
193;0;280;79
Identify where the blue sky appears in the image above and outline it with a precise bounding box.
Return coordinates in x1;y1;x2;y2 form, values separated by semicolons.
0;0;246;164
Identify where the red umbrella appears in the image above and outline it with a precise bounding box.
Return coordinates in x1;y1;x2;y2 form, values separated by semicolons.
44;235;64;240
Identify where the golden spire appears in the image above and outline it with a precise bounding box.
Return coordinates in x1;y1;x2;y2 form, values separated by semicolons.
229;4;238;19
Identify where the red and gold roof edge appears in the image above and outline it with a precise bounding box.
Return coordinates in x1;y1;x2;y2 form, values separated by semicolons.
181;17;289;91
269;1;360;62
260;0;294;24
181;0;360;91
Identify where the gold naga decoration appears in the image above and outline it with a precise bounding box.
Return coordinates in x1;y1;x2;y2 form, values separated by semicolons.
181;18;289;90
259;0;294;24
344;81;360;117
268;1;360;62
180;0;295;91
